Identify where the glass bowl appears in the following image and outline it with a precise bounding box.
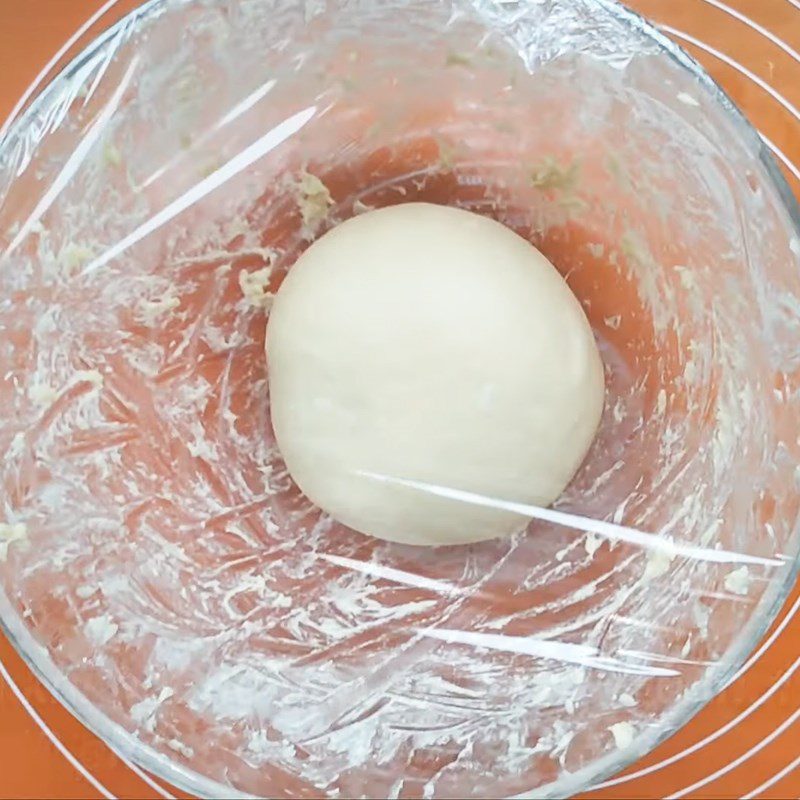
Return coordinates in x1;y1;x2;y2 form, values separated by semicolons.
0;0;799;797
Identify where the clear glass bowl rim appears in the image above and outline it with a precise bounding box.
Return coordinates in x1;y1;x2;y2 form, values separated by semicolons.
1;0;799;797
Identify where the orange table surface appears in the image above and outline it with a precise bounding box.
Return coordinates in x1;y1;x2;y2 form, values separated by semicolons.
1;1;800;798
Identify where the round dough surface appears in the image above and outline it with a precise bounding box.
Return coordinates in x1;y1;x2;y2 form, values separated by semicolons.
266;203;604;546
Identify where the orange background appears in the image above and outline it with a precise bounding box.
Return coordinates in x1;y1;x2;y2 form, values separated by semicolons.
1;1;799;798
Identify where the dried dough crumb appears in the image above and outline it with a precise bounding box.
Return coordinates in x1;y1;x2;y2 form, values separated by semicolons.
530;157;580;193
0;522;27;561
608;721;635;749
29;383;58;407
584;533;601;558
642;538;676;581
724;565;750;596
296;170;334;238
61;243;94;275
167;738;195;758
239;267;274;310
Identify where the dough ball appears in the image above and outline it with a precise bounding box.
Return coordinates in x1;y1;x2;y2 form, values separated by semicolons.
266;203;604;546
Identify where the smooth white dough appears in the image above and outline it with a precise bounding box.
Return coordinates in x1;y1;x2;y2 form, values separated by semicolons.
266;203;604;546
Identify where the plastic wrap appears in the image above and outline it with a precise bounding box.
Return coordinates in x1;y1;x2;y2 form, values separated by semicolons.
1;0;800;797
